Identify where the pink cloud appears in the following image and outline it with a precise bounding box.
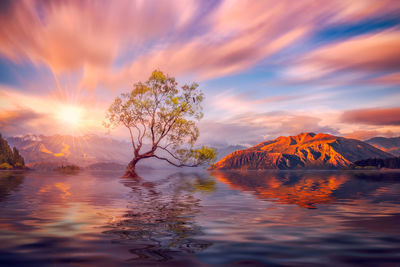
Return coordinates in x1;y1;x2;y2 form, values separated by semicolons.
370;72;400;85
0;107;47;136
344;130;396;140
330;0;400;22
0;0;199;90
1;0;400;141
1;0;399;92
199;111;339;145
341;107;400;125
0;87;108;136
288;30;400;81
98;0;400;89
105;26;307;89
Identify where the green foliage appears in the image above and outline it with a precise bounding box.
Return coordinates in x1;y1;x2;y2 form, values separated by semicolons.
351;157;400;169
104;70;216;170
193;179;216;193
0;163;13;170
0;134;25;169
175;146;217;166
12;147;24;168
55;164;80;174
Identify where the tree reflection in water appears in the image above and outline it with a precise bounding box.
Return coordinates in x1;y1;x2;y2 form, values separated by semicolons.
103;172;214;262
0;172;25;203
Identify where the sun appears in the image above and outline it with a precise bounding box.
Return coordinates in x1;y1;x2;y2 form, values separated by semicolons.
56;105;84;128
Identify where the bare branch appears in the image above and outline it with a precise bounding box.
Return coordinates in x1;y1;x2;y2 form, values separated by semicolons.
157;146;181;161
155;112;180;146
125;123;137;152
133;124;142;144
140;119;147;141
153;155;200;168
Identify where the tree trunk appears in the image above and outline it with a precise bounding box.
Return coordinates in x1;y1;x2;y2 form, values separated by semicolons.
123;158;140;178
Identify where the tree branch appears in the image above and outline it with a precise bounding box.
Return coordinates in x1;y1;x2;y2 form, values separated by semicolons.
140;120;147;141
157;146;181;161
126;124;137;152
133;124;142;148
153;155;200;168
154;116;178;147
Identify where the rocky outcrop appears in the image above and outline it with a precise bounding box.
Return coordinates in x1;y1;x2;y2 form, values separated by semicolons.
211;133;393;170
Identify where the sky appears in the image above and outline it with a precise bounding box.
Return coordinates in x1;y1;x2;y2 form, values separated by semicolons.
0;0;399;146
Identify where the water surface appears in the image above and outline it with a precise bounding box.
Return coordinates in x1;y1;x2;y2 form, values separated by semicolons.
0;169;400;266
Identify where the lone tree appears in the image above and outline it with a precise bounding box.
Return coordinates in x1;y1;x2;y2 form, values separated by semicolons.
104;70;216;177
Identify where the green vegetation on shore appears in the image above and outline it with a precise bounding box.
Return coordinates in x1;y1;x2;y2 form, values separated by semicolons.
350;157;400;170
55;164;80;174
0;134;25;170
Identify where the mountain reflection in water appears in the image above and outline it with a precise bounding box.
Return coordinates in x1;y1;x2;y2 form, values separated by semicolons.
0;170;400;266
212;170;349;208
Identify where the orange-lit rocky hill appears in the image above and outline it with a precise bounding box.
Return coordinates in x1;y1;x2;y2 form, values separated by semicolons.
211;133;393;170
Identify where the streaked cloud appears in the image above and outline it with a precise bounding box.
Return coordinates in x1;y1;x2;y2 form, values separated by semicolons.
285;30;400;82
370;72;400;85
3;0;399;90
0;0;399;143
0;107;45;136
0;0;200;90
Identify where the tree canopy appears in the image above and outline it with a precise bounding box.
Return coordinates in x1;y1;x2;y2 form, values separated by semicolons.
104;70;216;177
0;134;25;169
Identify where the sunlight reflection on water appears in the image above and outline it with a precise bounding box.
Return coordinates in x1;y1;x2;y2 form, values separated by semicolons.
0;170;400;266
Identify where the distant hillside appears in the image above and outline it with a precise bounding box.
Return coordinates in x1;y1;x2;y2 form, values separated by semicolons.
56;164;81;174
86;162;126;171
211;133;393;170
366;137;400;156
6;134;214;171
352;157;400;169
86;162;154;171
7;134;132;167
0;134;25;170
216;145;248;161
25;161;69;171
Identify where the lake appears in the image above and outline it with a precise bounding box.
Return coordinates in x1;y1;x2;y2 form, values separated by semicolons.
0;169;400;266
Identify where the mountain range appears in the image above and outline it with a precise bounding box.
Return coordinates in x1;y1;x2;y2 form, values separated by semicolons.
5;134;242;170
211;133;394;170
7;134;132;168
365;137;400;156
5;133;399;171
